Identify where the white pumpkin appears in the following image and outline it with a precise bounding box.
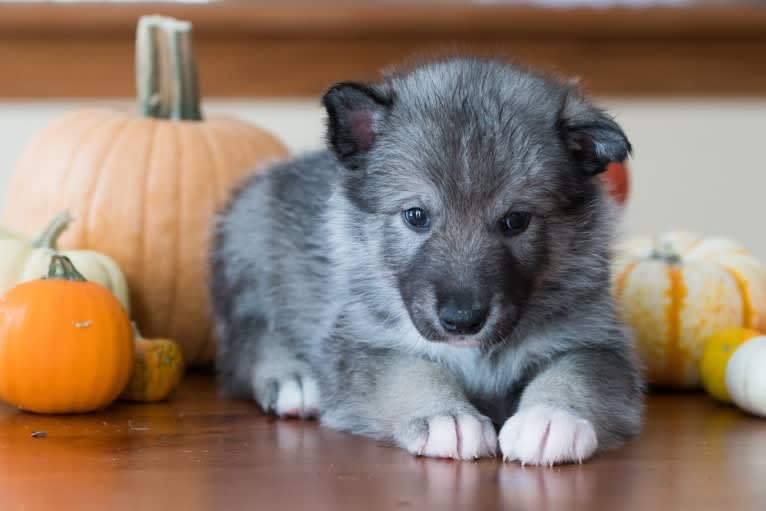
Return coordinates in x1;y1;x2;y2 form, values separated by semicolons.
613;232;766;387
0;212;129;310
726;336;766;417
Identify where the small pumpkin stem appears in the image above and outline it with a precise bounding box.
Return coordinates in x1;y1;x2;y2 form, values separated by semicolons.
32;211;73;249
135;15;202;121
130;322;146;361
131;322;143;341
44;255;87;282
651;243;682;265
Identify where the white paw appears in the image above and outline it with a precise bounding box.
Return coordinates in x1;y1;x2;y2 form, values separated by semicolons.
403;414;497;460
498;405;598;466
256;375;320;419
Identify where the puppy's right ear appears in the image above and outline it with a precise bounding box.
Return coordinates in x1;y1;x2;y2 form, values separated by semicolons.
322;82;393;170
558;91;632;177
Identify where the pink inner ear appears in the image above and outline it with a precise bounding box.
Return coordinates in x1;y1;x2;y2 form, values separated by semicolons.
349;110;376;152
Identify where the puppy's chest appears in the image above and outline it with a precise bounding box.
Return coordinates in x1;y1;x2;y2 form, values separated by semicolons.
435;350;529;423
437;347;531;402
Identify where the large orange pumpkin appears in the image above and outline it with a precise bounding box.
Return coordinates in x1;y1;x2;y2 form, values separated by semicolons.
612;232;766;388
0;255;134;413
2;16;288;365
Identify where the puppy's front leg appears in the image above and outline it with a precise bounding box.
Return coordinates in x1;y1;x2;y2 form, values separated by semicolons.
499;348;643;466
321;352;497;460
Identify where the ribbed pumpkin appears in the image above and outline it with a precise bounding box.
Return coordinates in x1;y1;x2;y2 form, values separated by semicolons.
1;16;288;365
0;256;134;413
612;232;766;387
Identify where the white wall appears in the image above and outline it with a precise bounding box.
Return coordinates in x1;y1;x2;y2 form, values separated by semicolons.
1;98;764;258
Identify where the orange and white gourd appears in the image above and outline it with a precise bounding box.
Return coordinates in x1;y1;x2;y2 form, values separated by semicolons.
612;232;766;388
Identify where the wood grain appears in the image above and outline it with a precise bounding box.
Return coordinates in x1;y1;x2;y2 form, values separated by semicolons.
0;372;764;510
0;1;766;97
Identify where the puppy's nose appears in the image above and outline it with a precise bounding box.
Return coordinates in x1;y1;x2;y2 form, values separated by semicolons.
438;298;489;335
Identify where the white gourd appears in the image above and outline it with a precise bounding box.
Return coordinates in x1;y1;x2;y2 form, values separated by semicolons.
726;336;766;417
0;212;129;311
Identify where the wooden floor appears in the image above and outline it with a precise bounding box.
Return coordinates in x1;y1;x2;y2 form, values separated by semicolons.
0;373;764;511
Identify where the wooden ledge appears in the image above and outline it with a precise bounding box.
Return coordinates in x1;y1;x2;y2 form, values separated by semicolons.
1;1;766;97
3;2;766;39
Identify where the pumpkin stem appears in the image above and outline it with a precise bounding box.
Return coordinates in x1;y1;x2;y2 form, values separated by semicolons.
136;16;163;118
136;16;202;121
44;255;87;282
650;243;682;265
32;211;73;249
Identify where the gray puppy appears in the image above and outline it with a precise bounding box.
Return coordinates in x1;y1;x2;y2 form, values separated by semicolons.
210;58;643;465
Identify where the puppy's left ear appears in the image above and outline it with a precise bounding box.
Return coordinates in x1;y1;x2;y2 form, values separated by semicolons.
322;81;393;170
558;91;632;177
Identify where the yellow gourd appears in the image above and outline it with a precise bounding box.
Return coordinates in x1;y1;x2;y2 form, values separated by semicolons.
699;327;761;402
0;212;129;311
613;232;766;388
120;325;184;402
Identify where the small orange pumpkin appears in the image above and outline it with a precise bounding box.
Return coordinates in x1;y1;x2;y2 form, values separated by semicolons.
0;255;134;413
1;16;288;366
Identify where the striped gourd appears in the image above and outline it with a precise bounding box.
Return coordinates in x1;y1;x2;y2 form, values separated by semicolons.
612;232;766;388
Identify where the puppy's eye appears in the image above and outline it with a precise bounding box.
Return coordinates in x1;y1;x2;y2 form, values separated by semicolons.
501;212;531;236
402;207;430;230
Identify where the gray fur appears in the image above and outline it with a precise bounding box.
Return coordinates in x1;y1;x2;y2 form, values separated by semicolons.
210;58;644;459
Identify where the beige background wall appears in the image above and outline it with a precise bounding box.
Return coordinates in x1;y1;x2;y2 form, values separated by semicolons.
0;98;764;257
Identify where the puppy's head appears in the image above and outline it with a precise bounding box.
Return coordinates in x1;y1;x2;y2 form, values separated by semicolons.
323;59;630;348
